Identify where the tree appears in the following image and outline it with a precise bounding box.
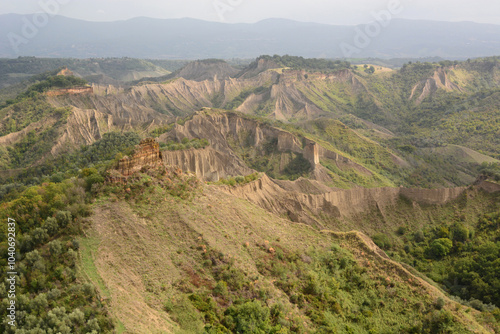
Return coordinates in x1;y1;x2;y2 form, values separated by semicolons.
451;223;469;242
84;173;104;192
429;238;453;258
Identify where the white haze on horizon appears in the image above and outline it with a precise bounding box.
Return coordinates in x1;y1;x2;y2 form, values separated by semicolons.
0;0;499;26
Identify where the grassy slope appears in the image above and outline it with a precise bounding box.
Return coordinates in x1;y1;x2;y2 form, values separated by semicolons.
79;234;127;333
85;171;496;333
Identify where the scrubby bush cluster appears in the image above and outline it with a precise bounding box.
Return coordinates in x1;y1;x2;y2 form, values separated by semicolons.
216;173;260;186
105;166;201;201
381;203;500;313
161;138;210;151
163;236;475;333
150;124;175;138
23;75;88;96
0;132;141;201
0;179;114;333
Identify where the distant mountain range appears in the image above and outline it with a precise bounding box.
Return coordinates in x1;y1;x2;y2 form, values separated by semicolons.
1;14;500;59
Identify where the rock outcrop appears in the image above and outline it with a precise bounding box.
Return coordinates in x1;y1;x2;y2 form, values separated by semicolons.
410;68;463;104
116;138;163;176
57;67;75;76
303;142;320;165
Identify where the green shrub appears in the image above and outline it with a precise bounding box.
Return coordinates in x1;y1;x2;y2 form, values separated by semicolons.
372;233;392;250
414;230;425;243
56;210;72;227
451;223;469;242
214;281;229;298
436;226;450;238
167;295;204;332
223;300;274;334
84;173;105;192
429;238;453;258
435;297;446;310
397;226;407;235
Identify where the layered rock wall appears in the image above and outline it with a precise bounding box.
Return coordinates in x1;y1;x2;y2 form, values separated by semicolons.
400;187;466;205
162;147;254;182
223;175;468;225
116;138;163;176
303;142;320;165
163;111;370;182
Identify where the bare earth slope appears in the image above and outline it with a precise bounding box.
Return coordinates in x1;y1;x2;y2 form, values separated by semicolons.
221;174;466;227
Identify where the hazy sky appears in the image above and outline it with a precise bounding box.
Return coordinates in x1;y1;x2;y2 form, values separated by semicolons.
1;0;499;25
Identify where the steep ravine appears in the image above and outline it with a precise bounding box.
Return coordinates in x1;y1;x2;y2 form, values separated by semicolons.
159;110;375;184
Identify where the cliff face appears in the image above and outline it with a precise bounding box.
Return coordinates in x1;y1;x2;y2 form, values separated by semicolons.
161;111;371;183
399;187;467;204
47;85;171;155
222;174;467;226
161;147;254;181
410;68;463;104
116;138;163;176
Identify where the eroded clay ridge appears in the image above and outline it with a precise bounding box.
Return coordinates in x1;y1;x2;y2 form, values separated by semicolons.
221;174;469;225
162;147;253;182
410;68;463;104
109;135;498;225
160;110;370;183
154;111;497;224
